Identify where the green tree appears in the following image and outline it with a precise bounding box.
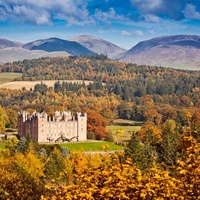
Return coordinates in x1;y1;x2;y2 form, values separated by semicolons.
158;119;180;166
125;133;149;171
0;106;9;132
44;147;65;180
6;109;18;129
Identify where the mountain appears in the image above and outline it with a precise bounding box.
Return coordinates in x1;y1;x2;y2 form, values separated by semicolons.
69;35;126;59
0;38;21;49
23;38;94;56
118;35;200;70
0;47;70;63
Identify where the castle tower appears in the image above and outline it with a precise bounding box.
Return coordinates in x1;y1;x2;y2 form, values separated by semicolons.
77;112;87;141
37;112;48;142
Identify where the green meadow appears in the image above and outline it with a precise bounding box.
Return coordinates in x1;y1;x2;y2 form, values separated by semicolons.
60;141;124;151
107;119;142;142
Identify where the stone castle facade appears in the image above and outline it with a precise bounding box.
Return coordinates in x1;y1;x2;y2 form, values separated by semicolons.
18;111;87;143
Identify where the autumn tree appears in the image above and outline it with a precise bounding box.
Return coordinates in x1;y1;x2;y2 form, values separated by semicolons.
86;109;109;140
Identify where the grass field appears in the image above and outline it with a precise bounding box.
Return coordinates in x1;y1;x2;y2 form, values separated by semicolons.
59;141;124;151
0;73;22;84
0;79;93;90
107;126;141;141
107;119;142;142
0;141;6;150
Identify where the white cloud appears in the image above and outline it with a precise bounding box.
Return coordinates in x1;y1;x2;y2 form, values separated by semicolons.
94;7;127;21
144;14;160;23
0;0;91;25
130;0;162;11
182;4;200;20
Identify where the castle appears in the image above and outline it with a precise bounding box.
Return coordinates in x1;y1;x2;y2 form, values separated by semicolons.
18;111;87;143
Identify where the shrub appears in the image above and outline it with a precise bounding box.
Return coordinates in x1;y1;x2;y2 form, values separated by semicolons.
87;132;95;140
104;134;114;142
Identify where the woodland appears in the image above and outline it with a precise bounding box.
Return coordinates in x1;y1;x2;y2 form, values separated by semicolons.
0;55;200;199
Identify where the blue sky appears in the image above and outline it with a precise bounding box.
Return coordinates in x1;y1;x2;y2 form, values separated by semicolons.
1;0;200;49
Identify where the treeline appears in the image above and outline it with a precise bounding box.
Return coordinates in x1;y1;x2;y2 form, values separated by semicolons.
0;56;199;103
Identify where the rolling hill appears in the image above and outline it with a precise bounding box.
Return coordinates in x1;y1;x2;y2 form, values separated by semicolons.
23;38;95;56
117;35;200;70
69;35;126;59
0;38;21;49
0;47;70;63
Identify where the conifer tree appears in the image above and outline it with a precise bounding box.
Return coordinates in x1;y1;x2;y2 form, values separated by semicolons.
124;133;149;171
158;119;180;166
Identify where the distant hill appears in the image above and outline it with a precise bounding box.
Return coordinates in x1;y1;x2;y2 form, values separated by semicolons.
69;35;126;59
117;35;200;70
23;38;95;56
0;47;70;63
0;38;21;49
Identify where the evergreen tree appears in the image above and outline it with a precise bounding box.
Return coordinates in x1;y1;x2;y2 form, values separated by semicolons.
158;119;180;166
44;147;65;179
124;133;149;171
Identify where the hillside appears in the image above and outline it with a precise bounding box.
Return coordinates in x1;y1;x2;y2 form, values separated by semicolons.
69;35;126;59
0;47;70;63
0;38;21;49
117;35;200;70
23;38;95;56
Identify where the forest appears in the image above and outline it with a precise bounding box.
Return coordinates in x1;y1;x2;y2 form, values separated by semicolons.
0;55;200;199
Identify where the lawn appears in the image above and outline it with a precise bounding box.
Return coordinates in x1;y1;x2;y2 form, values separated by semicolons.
0;73;22;84
59;141;124;152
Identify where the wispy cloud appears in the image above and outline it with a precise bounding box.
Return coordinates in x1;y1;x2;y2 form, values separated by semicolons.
121;29;144;37
148;30;156;35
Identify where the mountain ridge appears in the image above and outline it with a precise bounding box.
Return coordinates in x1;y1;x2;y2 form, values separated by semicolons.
117;34;200;70
0;34;200;70
23;37;94;56
69;35;126;59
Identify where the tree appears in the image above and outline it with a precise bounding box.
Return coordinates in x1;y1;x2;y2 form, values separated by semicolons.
118;102;133;120
6;109;18;129
44;147;65;180
0;106;9;133
86;109;109;140
34;82;48;95
158;120;180;166
125;133;149;171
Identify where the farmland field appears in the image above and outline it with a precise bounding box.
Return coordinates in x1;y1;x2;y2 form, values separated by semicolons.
0;72;22;84
59;141;124;151
107;119;142;142
0;79;93;90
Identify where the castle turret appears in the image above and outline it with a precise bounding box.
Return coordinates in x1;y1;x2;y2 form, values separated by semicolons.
77;112;87;141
